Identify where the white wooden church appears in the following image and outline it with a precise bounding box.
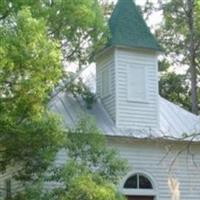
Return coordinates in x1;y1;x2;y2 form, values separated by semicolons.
1;0;200;199
50;0;200;199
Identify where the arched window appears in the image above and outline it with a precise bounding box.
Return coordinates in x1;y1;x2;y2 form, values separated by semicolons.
121;172;157;200
124;174;153;189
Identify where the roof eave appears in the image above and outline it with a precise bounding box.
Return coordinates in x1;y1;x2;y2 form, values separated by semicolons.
106;135;200;144
110;44;163;54
95;46;115;60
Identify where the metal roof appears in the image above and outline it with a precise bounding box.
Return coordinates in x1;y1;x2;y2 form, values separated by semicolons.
49;92;200;140
107;0;162;51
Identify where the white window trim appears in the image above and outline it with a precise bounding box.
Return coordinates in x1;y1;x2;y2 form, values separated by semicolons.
121;188;157;196
119;170;159;200
126;63;148;103
101;67;111;98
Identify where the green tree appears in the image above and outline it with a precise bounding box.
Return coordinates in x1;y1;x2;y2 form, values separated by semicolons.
0;0;106;180
144;0;200;113
64;118;127;183
0;8;64;180
164;0;200;114
158;60;192;111
159;72;191;110
0;0;106;67
13;118;127;200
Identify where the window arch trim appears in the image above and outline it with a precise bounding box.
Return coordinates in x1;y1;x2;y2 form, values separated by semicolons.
124;173;153;189
119;170;158;199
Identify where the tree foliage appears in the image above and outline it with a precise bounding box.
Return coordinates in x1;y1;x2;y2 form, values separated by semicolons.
160;0;200;114
13;118;127;200
0;0;125;198
0;8;64;179
65;118;127;183
0;0;106;65
144;0;200;113
0;0;107;180
159;72;191;109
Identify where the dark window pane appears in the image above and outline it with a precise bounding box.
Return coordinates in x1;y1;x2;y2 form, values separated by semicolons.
139;175;153;189
127;196;154;200
124;175;137;188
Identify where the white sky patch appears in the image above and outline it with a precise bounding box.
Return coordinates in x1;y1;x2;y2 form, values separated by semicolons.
106;0;163;28
136;0;163;28
169;65;189;75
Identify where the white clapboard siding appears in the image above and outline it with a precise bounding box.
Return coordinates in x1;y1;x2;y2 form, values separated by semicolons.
115;48;159;131
96;50;116;122
108;137;200;200
1;139;200;200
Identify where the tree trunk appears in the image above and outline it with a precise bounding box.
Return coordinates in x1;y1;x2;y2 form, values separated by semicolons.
187;0;198;114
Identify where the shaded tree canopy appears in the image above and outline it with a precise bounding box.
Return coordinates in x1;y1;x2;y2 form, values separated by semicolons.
13;118;127;200
0;0;107;180
144;0;200;113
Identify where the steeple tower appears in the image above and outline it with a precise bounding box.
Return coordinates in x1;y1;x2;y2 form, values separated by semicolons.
96;0;162;132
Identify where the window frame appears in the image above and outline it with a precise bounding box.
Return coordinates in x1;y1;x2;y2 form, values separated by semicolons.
120;171;158;199
124;173;153;189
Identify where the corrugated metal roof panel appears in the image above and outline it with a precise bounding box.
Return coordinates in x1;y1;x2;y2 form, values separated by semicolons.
159;97;200;138
49;93;200;140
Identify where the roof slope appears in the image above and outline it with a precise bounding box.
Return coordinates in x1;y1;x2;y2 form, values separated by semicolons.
49;93;200;140
107;0;162;51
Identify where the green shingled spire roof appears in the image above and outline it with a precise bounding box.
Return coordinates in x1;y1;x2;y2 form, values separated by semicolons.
107;0;162;51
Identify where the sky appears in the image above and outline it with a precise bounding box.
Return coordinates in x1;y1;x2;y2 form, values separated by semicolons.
108;0;163;27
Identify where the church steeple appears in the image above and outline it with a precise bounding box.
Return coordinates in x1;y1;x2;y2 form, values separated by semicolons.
108;0;162;51
96;0;160;132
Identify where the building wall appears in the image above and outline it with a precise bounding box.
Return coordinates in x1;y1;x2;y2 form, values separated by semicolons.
1;138;200;200
108;137;200;200
96;49;116;122
115;48;159;131
45;138;200;200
